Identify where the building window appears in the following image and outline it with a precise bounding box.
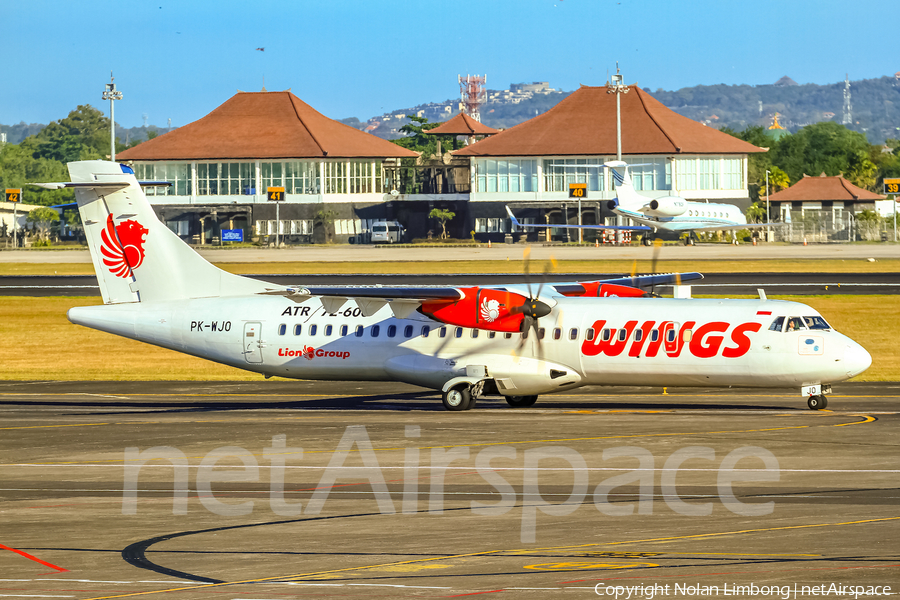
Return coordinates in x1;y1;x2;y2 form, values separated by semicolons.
543;158;604;192
324;161;384;194
325;161;345;194
197;162;255;196
134;162;192;196
625;157;669;191
475;159;537;193
699;158;720;190
475;218;510;233
262;161;320;195
722;158;742;190
676;158;697;190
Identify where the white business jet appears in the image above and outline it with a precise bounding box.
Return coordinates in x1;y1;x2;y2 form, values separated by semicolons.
37;161;869;411
508;161;768;245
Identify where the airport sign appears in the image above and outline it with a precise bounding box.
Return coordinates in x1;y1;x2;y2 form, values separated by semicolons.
884;178;900;195
568;183;587;198
5;188;21;202
267;186;285;201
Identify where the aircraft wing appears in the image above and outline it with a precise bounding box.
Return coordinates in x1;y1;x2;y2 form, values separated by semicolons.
552;272;704;295
505;206;652;231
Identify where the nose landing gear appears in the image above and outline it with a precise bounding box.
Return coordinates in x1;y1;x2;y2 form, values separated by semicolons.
807;395;828;410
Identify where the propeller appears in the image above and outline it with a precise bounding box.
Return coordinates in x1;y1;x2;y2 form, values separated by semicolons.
512;248;556;357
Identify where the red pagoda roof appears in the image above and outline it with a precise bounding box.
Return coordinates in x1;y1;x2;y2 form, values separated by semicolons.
426;112;499;136
768;174;885;202
454;84;764;157
117;91;417;161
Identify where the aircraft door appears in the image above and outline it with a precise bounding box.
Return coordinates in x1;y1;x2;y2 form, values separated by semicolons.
243;321;264;363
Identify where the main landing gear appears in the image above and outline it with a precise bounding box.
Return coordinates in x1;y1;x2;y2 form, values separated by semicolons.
442;385;474;411
441;383;540;411
505;395;538;407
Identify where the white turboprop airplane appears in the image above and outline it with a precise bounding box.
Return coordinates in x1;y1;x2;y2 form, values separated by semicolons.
38;161;870;411
507;161;768;245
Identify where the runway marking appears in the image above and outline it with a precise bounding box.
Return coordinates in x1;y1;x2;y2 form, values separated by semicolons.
524;562;657;571
0;423;109;431
0;544;67;573
0;412;881;468
78;515;900;600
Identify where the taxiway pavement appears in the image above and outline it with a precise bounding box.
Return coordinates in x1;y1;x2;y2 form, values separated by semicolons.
0;380;897;599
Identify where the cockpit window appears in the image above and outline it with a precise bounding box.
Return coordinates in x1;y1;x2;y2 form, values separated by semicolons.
804;316;831;330
786;317;807;332
769;317;785;332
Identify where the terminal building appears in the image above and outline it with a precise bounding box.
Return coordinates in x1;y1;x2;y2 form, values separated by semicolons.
118;85;764;244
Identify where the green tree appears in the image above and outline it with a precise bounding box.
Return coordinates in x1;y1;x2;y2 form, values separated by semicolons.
429;208;455;239
770;122;872;184
0;143;72;206
31;105;113;162
26;206;60;242
392;116;462;158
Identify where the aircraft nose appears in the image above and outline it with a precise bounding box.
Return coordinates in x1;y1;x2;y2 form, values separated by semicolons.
844;342;872;378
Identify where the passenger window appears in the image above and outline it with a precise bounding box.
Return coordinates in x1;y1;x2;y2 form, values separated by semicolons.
601;329;611;342
340;325;348;336
309;324;317;336
569;328;578;340
387;325;397;338
471;329;479;338
293;324;302;336
325;325;333;336
404;325;413;338
455;327;463;338
505;332;513;339
355;325;364;337
538;328;546;340
618;329;627;342
769;317;785;332
666;329;676;343
651;330;659;342
553;328;561;340
488;331;496;338
683;329;692;342
634;329;643;342
421;326;430;337
586;328;595;341
278;324;287;336
804;316;830;330
371;325;380;337
440;327;447;338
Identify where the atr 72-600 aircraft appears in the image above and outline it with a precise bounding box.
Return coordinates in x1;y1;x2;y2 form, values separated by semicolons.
508;161;768;245
40;161;870;411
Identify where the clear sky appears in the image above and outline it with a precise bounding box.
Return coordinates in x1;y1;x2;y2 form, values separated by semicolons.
3;0;896;129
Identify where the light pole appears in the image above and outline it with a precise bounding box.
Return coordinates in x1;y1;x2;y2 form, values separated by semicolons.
607;63;630;241
765;169;771;242
607;63;630;162
102;73;123;161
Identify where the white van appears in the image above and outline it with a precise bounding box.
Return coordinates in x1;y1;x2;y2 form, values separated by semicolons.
370;220;404;243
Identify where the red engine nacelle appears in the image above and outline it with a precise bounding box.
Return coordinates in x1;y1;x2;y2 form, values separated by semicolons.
420;287;529;332
561;282;648;298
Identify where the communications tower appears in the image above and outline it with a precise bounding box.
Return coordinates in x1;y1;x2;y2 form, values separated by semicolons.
458;74;487;122
842;74;852;125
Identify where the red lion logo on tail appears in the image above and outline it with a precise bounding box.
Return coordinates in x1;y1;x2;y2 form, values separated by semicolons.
100;214;148;278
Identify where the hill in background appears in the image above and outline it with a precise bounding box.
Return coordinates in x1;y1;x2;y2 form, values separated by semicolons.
4;74;899;146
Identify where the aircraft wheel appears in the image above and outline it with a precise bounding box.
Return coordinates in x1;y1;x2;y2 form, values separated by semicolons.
443;386;472;411
807;395;827;410
505;395;538;407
